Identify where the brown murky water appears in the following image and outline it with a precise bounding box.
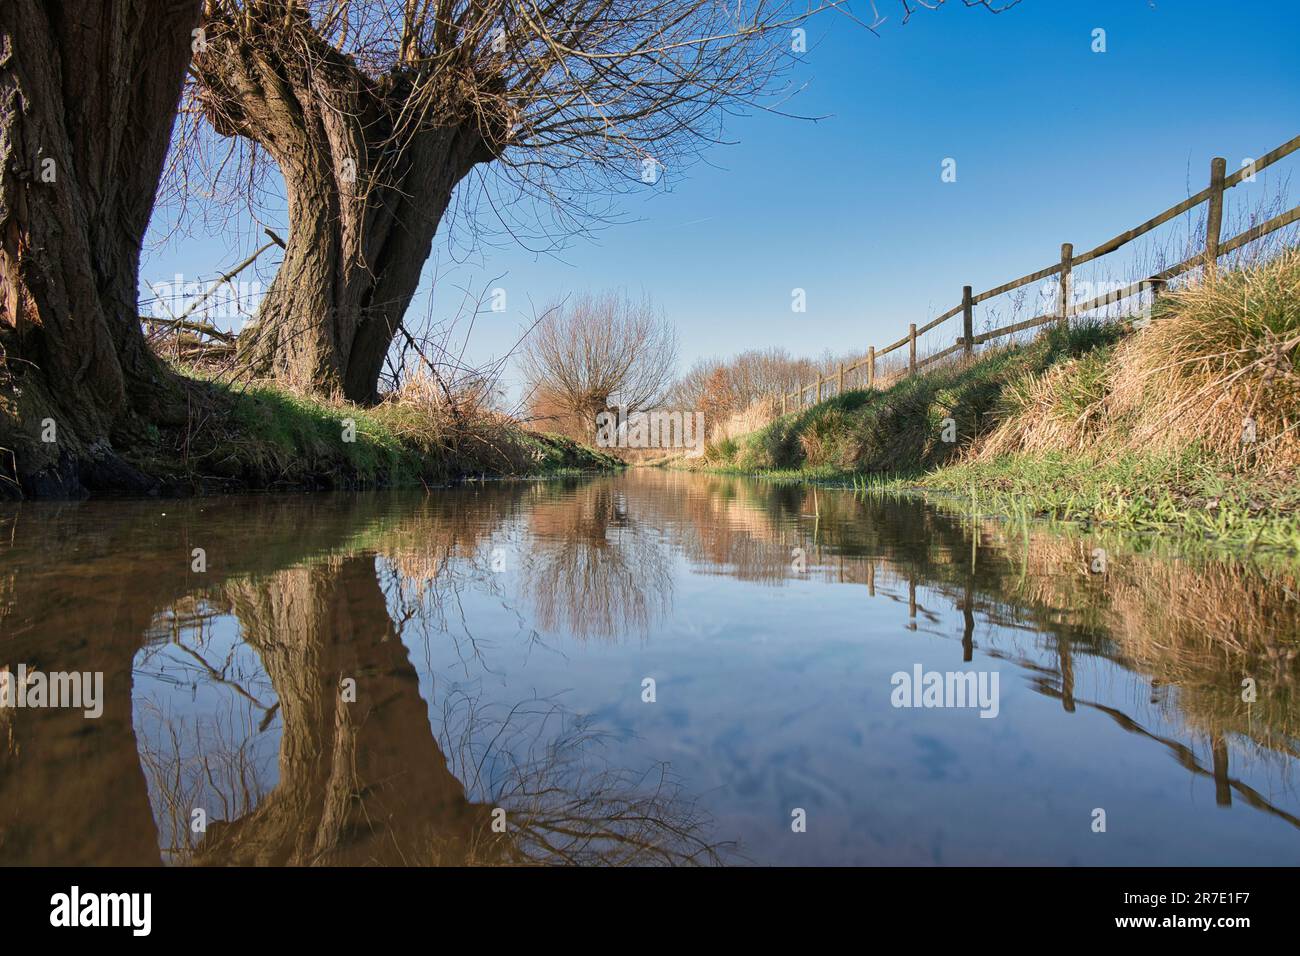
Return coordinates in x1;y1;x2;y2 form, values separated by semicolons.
2;470;1299;865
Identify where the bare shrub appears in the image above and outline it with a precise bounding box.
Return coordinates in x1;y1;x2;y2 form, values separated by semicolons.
519;291;677;441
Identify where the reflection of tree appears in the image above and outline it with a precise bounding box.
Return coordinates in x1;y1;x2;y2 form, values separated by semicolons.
156;554;720;866
375;487;530;675
439;692;725;866
135;694;272;864
0;642;158;864
0;502;175;865
521;483;674;641
8;475;1300;862
1;494;401;865
191;555;482;865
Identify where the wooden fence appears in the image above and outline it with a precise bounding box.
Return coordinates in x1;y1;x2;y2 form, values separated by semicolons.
778;133;1300;415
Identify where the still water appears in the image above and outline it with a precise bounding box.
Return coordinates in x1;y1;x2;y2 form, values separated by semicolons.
2;470;1298;866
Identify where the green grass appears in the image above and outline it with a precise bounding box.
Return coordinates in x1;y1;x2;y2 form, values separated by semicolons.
133;372;621;492
681;301;1300;553
892;449;1300;554
692;460;859;483
226;384;415;481
693;321;1121;478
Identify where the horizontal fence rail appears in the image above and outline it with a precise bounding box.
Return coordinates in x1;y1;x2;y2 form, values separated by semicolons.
776;133;1300;416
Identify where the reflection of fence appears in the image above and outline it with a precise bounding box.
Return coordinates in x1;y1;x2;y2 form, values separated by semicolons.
778;134;1300;415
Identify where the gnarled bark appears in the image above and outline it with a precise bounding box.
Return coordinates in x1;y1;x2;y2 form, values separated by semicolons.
0;0;201;495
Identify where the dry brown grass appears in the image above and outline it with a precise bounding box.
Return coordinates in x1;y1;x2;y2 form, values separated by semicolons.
711;395;780;447
977;352;1111;459
380;367;548;474
1108;249;1300;471
971;249;1300;474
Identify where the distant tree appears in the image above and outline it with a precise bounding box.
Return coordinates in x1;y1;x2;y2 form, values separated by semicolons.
519;292;677;440
697;366;736;425
673;347;819;419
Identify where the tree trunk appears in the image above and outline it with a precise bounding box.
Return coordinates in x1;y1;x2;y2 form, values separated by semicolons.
0;0;200;494
236;129;483;404
195;16;493;404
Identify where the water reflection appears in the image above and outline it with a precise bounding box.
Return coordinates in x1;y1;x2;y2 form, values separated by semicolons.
523;483;674;641
1;472;1298;865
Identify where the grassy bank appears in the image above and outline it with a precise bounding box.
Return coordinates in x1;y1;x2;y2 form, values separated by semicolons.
185;374;620;490
1;363;620;498
686;249;1300;552
892;451;1300;553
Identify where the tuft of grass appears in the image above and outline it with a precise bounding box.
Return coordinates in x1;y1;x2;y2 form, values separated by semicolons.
1106;247;1300;471
704;435;739;462
979;346;1116;458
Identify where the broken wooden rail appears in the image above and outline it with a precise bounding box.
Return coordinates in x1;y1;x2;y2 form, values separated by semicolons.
141;228;286;352
778;133;1300;416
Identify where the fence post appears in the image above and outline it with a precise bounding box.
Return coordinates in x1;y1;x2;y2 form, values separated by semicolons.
837;362;844;396
1057;242;1073;328
867;346;875;388
1139;277;1165;327
816;373;822;403
1205;156;1227;276
781;392;787;416
961;285;973;356
908;323;917;375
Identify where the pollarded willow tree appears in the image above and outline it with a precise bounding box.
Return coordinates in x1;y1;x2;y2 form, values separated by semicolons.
0;0;1017;495
186;0;825;403
519;291;678;440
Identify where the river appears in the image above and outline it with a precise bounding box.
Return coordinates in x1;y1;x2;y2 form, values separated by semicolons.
2;470;1298;865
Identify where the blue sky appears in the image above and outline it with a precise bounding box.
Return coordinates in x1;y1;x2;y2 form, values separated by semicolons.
141;0;1300;392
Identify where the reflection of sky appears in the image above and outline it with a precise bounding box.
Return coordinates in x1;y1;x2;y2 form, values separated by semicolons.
380;491;1300;865
128;480;1300;866
403;561;1294;864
